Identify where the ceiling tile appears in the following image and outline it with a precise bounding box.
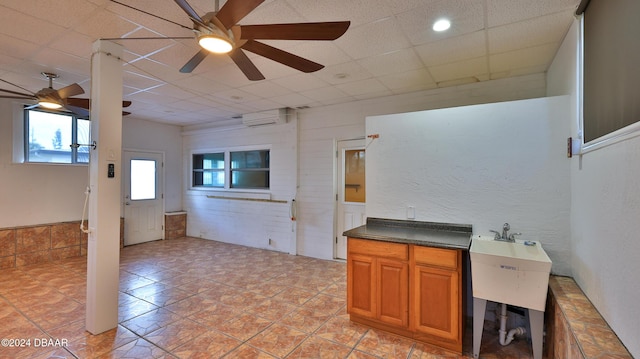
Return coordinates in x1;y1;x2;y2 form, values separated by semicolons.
415;30;486;66
286;0;392;26
268;92;315;108
301;86;352;103
486;0;580;27
336;78;390;97
358;48;424;76
1;0;99;29
488;11;575;54
313;61;372;85
335;17;412;60
0;7;67;45
378;68;437;93
396;0;485;46
489;43;559;73
272;73;329;93
72;8;139;39
428;56;488;83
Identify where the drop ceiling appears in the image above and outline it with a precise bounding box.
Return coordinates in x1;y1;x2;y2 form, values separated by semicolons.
0;0;580;127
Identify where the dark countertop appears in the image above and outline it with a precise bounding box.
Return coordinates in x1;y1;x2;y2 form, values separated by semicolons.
343;218;472;250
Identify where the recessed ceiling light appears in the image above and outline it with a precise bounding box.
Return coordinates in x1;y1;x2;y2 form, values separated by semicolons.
433;19;451;32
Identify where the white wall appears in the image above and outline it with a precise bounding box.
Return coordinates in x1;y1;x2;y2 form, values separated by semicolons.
182;119;298;253
122;117;183;212
548;18;640;357
365;97;572;275
296;74;547;260
0;100;182;228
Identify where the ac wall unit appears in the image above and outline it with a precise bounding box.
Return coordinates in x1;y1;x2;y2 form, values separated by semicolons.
242;108;288;127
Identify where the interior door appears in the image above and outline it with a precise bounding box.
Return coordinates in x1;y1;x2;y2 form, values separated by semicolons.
123;151;164;245
336;139;366;259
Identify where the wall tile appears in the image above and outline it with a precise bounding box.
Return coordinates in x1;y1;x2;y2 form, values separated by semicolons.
51;247;81;261
51;222;81;248
0;255;16;269
16;226;51;253
0;229;16;256
16;250;50;267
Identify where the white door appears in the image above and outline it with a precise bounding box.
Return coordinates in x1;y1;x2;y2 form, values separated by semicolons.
335;139;366;259
123;151;164;245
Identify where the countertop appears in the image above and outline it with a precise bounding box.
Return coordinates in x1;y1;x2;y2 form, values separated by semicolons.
343;218;472;250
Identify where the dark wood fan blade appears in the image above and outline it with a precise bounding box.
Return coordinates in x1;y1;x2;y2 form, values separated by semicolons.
229;49;265;81
173;0;204;23
0;88;36;99
57;83;84;99
66;98;90;109
240;22;351;40
180;49;209;73
122;111;131;116
66;98;132;110
241;40;323;73
216;0;264;30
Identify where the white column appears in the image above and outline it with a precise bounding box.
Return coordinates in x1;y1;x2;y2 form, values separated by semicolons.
86;40;123;334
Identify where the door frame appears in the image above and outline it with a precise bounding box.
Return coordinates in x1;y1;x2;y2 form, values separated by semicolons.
122;149;165;245
334;137;366;259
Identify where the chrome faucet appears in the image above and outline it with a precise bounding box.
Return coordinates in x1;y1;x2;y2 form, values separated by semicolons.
489;223;521;242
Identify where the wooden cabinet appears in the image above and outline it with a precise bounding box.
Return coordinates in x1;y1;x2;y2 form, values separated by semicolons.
347;237;463;353
411;246;462;352
347;239;408;327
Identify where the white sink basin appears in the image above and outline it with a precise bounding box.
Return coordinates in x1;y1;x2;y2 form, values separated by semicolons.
470;235;552;311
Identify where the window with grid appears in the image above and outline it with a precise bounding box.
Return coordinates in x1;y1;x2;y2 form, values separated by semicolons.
24;108;90;164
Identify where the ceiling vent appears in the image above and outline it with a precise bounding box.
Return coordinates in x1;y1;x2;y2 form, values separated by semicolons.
242;108;289;127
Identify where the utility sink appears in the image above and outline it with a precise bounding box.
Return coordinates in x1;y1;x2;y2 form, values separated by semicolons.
470;235;552;311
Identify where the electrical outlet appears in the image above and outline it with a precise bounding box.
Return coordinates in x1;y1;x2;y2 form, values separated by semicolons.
407;206;415;219
268;238;273;245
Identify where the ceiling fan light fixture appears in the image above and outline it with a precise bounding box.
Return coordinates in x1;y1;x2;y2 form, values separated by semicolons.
198;34;233;54
39;100;63;109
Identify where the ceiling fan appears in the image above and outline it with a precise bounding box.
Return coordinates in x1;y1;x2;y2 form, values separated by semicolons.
111;0;350;81
0;72;132;116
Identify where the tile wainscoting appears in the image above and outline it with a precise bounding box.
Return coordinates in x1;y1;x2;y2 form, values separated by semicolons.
546;276;632;359
164;211;187;240
0;213;188;270
0;219;123;269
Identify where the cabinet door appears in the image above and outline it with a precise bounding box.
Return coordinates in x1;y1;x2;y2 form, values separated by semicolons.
412;264;460;341
347;253;376;319
378;258;409;327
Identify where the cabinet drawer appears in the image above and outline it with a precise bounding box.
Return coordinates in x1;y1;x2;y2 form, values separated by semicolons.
413;246;458;269
348;238;408;260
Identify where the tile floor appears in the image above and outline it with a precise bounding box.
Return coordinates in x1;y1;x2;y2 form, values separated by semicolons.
0;237;538;358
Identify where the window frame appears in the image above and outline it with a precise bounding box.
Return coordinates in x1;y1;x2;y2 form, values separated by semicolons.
23;107;90;164
190;146;271;192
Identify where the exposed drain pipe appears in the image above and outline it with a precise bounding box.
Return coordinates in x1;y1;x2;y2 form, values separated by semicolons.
499;303;527;346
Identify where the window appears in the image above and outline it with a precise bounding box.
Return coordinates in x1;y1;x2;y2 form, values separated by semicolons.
231;150;270;189
192;149;270;190
24;108;90;163
192;153;225;187
578;0;640;142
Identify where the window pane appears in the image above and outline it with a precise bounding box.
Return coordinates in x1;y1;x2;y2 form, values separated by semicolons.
193;170;225;187
131;159;156;200
231;170;269;188
27;111;72;163
77;119;90;163
231;150;269;169
345;149;365;203
194;153;224;169
192;153;225;187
